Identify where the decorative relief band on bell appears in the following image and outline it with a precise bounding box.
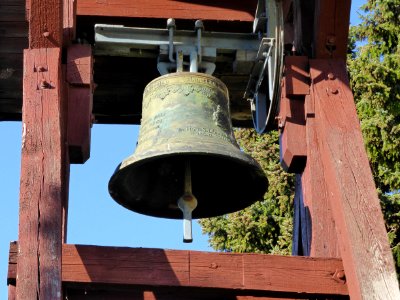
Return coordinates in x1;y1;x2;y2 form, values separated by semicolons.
144;73;228;96
177;126;231;142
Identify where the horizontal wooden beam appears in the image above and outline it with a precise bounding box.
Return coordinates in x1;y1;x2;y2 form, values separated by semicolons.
77;0;257;22
8;242;348;297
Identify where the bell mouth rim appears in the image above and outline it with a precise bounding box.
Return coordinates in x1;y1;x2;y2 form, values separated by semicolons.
108;151;268;220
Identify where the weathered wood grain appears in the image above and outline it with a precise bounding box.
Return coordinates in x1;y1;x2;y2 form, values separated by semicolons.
66;44;93;163
8;284;15;300
77;0;257;21
299;91;340;257
17;48;67;300
310;59;400;299
279;75;307;173
63;0;76;45
9;243;348;297
27;0;63;48
67;44;92;85
284;56;309;96
313;0;351;59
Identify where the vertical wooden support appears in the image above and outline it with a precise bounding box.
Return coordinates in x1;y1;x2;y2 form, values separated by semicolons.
313;0;351;59
309;59;400;298
66;44;93;164
28;1;63;48
8;284;15;300
299;90;340;257
17;48;66;299
16;0;72;297
279;56;308;173
63;0;77;44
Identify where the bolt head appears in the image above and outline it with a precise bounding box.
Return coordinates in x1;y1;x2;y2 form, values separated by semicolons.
327;73;335;80
40;80;50;89
326;35;336;45
337;271;345;280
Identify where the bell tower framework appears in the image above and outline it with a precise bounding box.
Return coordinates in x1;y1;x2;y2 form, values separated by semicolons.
2;0;400;299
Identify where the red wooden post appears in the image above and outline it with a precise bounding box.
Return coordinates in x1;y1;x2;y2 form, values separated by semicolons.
309;59;400;298
298;90;340;257
63;0;77;45
17;47;67;299
28;1;63;48
66;44;93;164
8;285;15;300
279;56;308;173
313;0;351;60
16;0;69;298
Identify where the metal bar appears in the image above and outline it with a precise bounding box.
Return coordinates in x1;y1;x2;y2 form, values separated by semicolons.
95;24;261;53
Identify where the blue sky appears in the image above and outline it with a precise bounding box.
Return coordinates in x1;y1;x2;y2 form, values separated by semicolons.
0;1;365;297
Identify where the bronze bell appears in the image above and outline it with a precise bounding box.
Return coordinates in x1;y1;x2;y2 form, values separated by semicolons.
109;72;268;223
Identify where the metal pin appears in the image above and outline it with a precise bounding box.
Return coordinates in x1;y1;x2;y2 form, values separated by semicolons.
40;80;50;89
177;161;198;243
37;66;46;72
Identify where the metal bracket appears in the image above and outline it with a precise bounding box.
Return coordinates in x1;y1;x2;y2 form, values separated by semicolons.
94;0;283;132
95;22;262;75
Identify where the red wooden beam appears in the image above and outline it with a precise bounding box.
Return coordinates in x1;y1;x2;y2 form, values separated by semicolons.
313;0;351;59
17;47;67;300
15;0;73;298
63;0;77;45
298;90;340;257
66;44;94;164
28;0;63;48
279;56;308;173
76;0;257;22
284;56;340;257
309;59;400;298
8;243;349;297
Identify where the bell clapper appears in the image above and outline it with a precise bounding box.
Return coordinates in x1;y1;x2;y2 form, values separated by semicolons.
177;161;198;243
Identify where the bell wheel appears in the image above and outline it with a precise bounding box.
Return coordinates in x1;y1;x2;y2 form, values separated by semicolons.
250;0;284;133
